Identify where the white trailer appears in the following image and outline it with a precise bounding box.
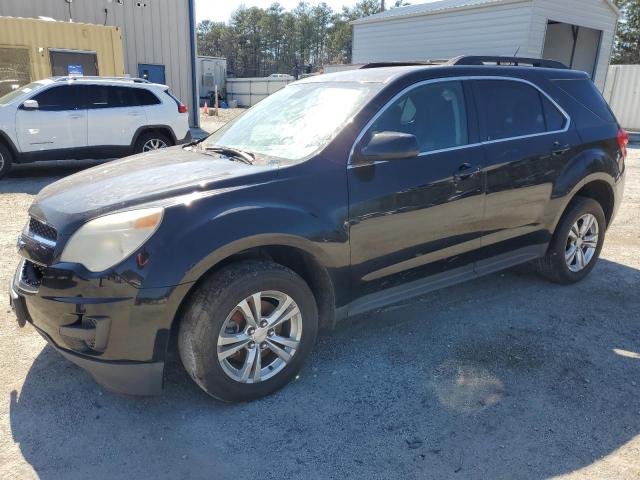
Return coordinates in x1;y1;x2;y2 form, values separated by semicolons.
197;56;227;105
351;0;620;90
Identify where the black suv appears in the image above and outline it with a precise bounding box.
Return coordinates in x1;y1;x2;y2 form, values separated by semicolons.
10;56;628;402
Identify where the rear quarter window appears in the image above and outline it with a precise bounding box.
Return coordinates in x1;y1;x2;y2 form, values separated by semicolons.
133;88;161;106
551;79;615;124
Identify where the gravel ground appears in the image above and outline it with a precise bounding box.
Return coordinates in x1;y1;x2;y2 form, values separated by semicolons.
0;148;638;479
199;108;244;134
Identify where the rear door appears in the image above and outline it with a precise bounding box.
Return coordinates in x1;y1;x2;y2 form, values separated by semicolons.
348;79;485;302
86;85;147;147
15;84;87;153
472;78;581;272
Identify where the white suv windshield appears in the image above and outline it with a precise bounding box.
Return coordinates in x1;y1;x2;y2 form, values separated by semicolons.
203;82;380;163
0;81;47;105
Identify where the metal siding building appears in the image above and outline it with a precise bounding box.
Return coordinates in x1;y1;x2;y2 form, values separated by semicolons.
0;16;125;96
352;0;619;90
0;0;199;126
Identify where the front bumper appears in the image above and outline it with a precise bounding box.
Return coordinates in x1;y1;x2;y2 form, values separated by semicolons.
9;259;191;396
11;285;163;395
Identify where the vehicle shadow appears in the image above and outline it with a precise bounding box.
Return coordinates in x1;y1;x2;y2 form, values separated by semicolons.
1;160;108;194
9;258;640;479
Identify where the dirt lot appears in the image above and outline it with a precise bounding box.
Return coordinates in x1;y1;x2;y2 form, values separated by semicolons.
0;147;638;479
199;108;244;134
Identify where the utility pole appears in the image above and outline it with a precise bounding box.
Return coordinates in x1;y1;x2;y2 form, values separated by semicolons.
381;0;386;11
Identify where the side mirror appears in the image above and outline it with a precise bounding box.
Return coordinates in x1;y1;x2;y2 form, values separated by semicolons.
22;100;39;111
355;131;419;163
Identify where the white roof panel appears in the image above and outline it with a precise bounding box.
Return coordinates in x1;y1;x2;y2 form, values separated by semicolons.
351;0;512;24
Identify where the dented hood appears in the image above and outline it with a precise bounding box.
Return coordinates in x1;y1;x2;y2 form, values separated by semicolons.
29;146;274;233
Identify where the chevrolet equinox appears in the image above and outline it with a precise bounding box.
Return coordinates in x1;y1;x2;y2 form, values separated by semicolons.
10;56;628;402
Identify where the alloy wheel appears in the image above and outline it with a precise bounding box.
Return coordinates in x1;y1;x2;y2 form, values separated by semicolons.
217;291;302;383
565;213;599;272
142;138;168;151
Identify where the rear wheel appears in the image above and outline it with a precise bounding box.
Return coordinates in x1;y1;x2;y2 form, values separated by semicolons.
0;143;13;179
178;261;318;402
134;131;173;154
534;197;606;284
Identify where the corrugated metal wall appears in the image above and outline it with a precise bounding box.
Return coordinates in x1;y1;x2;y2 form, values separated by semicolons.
226;77;292;107
604;65;640;132
0;0;196;125
0;16;124;83
352;1;534;64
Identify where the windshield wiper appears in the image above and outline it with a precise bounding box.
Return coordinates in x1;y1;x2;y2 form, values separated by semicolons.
203;146;254;165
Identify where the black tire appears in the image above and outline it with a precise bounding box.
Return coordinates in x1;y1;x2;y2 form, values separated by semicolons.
534;196;606;284
134;131;173;154
178;260;318;402
0;143;13;179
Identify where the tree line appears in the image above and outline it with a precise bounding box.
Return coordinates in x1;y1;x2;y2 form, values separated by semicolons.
613;0;640;64
196;0;392;77
197;0;640;78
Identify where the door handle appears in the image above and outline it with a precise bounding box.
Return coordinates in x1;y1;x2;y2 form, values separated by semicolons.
453;163;480;181
69;114;83;119
127;111;142;116
552;142;571;156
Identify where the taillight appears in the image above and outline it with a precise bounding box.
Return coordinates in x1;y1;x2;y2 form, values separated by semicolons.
618;128;629;161
178;104;188;114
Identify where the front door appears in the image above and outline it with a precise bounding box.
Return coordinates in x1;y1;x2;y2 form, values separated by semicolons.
347;79;485;308
15;84;87;153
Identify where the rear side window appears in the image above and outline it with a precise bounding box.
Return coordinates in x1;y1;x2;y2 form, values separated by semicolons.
552;78;615;123
474;80;547;141
368;80;469;153
131;88;160;106
32;85;84;111
86;85;136;109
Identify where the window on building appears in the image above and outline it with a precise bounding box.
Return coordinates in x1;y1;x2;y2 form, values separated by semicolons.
49;50;98;77
0;47;32;97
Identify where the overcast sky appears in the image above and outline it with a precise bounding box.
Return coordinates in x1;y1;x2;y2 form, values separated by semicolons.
195;0;436;23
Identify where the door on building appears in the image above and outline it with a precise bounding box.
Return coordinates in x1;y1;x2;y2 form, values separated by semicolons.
542;21;602;80
49;50;98;77
138;64;166;84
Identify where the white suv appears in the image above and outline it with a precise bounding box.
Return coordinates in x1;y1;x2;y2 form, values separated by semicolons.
0;76;191;178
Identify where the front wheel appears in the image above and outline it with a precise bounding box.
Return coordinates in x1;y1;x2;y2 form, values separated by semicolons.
534;197;606;284
178;261;318;402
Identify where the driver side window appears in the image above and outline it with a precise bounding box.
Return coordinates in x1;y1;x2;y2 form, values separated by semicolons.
368;80;469;154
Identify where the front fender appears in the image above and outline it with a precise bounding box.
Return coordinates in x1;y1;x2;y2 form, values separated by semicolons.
119;200;349;290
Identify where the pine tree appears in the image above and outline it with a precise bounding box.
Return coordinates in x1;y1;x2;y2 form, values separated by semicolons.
613;0;640;63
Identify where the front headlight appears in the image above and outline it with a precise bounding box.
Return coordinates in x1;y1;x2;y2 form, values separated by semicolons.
60;207;164;272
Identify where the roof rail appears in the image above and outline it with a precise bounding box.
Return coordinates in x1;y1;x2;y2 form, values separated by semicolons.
360;60;446;69
54;76;152;83
449;56;568;69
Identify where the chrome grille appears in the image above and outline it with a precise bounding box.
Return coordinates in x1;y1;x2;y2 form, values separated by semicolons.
28;217;57;243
